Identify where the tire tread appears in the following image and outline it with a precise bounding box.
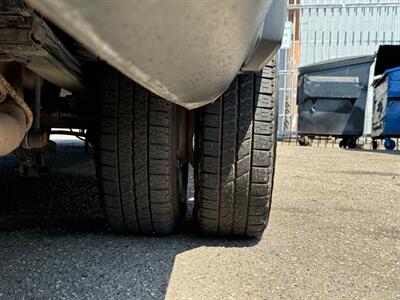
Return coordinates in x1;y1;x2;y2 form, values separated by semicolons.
96;66;180;234
194;60;278;238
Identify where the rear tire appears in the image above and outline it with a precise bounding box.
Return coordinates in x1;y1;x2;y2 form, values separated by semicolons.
95;66;185;235
194;59;278;238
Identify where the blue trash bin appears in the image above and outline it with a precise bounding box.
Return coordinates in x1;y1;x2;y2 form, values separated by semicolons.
371;66;400;150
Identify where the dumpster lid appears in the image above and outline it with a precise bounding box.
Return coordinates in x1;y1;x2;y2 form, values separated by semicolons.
299;55;375;75
372;66;400;87
384;66;400;75
374;45;400;76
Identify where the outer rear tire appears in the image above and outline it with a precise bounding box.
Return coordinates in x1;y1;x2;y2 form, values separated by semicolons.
95;66;185;235
194;59;278;238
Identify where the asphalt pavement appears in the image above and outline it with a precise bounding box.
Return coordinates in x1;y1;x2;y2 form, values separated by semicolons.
0;141;399;299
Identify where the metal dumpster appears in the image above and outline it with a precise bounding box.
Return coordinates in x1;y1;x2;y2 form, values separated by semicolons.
371;66;400;150
371;45;400;150
297;55;375;148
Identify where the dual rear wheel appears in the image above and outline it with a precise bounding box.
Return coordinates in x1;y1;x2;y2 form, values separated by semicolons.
95;61;278;237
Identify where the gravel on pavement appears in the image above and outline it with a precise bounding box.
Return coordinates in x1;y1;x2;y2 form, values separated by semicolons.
0;142;399;299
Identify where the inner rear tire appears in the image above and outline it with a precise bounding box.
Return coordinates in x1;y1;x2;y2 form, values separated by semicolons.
194;59;278;238
95;66;186;235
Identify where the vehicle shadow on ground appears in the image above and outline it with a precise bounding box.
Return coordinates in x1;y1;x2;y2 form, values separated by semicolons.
0;141;258;299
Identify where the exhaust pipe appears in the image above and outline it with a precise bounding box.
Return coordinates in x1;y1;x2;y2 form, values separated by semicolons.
0;101;29;156
0;65;33;156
